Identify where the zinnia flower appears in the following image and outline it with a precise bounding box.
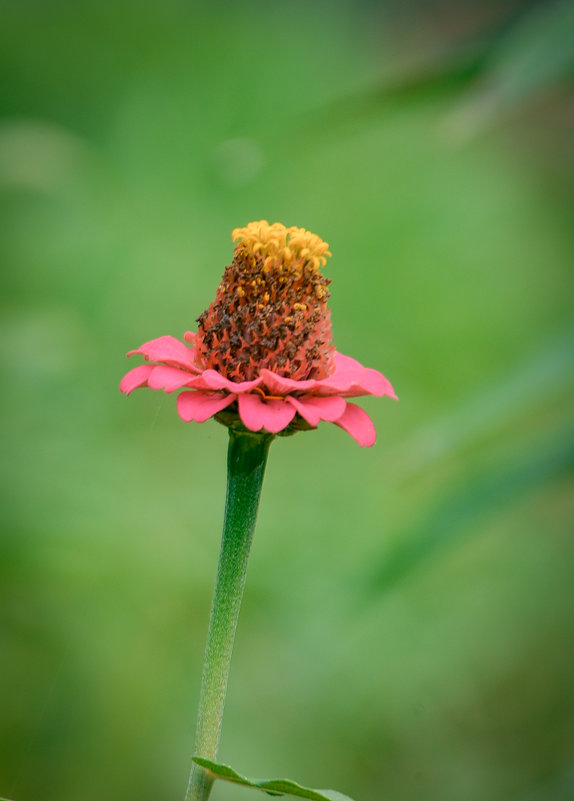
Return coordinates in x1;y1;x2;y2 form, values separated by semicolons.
120;221;396;446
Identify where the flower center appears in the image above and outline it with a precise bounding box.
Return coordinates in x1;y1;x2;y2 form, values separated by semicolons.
195;221;336;383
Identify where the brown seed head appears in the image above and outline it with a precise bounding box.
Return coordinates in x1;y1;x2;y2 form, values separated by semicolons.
195;221;336;382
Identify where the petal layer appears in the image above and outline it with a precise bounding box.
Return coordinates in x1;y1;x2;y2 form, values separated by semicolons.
317;352;397;398
259;369;319;395
188;369;264;394
148;365;197;392
286;395;347;427
177;391;236;423
120;364;154;395
334;402;377;447
128;335;200;371
238;394;296;434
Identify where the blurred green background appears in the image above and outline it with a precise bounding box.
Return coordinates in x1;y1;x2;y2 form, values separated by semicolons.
1;1;573;800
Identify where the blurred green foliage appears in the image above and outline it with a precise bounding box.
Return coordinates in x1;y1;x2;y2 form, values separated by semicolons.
1;1;573;800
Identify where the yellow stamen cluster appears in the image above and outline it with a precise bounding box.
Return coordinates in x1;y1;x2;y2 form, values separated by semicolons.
232;221;331;272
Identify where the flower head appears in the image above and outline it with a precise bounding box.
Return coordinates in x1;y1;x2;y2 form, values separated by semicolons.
120;221;396;446
196;221;335;383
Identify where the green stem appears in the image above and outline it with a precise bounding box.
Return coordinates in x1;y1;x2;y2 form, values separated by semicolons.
185;429;273;801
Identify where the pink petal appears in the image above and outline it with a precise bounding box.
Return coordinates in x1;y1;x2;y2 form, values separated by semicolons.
190;369;264;393
259;369;319;395
256;352;396;400
177;391;236;423
334;402;377;447
370;370;397;399
316;350;397;399
237;394;296;434
340;366;396;398
127;335;200;372
333;352;365;371
147;365;197;393
286;395;347;426
120;364;154;395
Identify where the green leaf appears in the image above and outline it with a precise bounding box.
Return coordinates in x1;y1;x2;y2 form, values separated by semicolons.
192;757;357;801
